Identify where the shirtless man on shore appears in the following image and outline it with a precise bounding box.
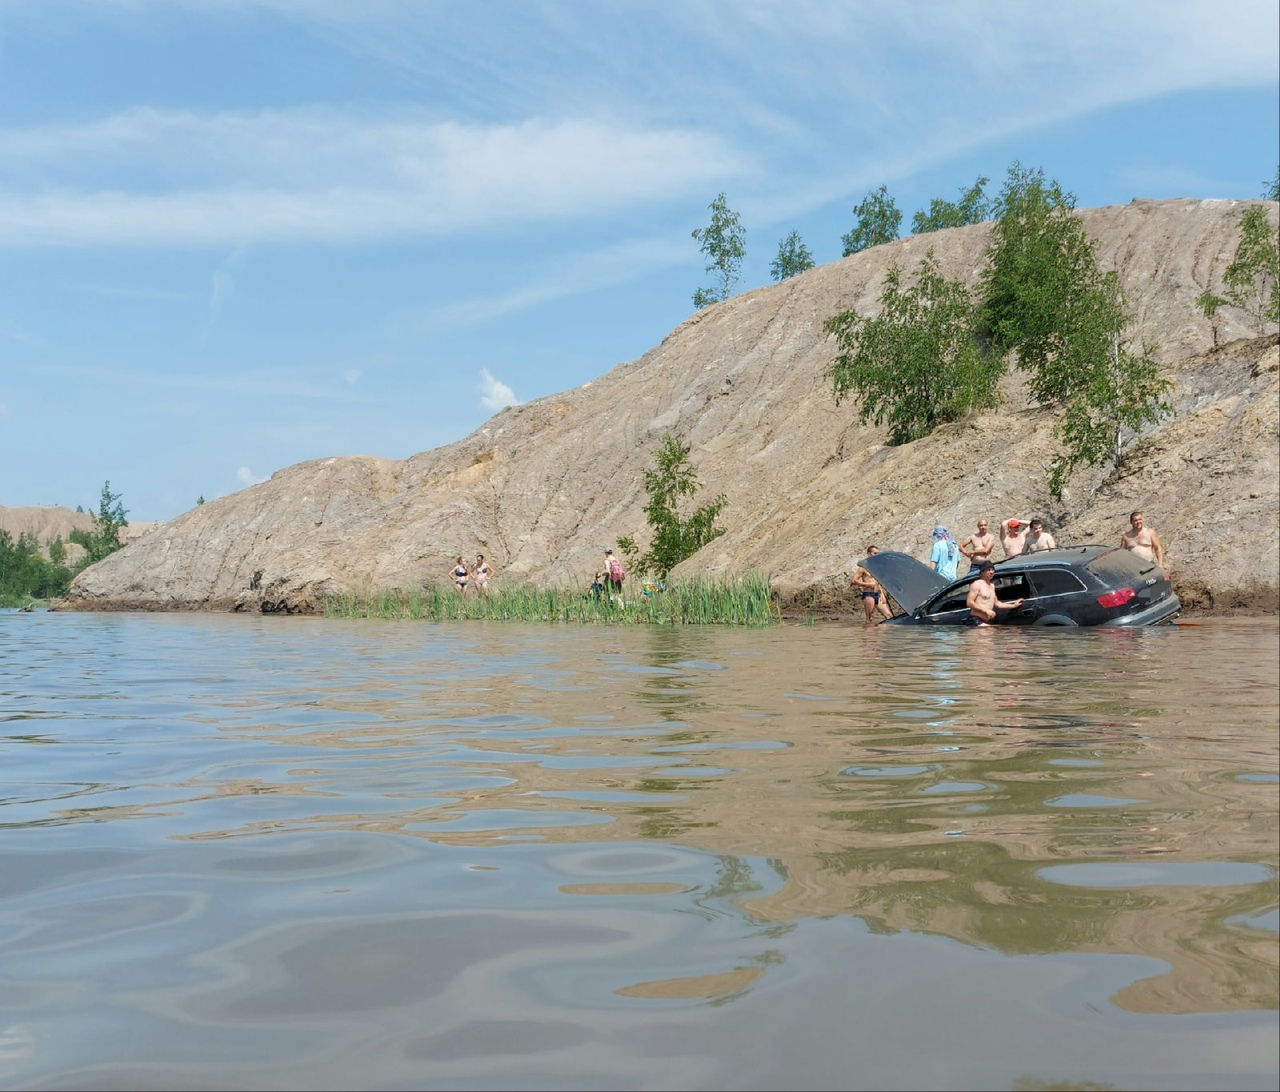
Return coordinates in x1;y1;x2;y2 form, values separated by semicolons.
999;518;1030;559
959;519;996;572
851;545;893;624
964;561;1024;627
1024;519;1057;552
1120;510;1165;568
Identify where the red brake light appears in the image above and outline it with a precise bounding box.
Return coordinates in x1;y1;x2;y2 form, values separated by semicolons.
1097;587;1136;608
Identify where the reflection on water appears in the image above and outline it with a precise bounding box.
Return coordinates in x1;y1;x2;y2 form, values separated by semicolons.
0;612;1277;1090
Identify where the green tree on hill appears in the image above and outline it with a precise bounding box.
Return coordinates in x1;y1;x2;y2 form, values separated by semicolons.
69;481;129;565
1198;201;1279;340
825;251;1002;445
691;193;746;309
770;230;815;281
618;434;727;579
824;161;1171;499
979;163;1169;494
1222;205;1279;331
841;184;901;256
911;176;994;235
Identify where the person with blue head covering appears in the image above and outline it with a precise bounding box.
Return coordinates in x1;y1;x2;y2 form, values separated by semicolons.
930;525;960;581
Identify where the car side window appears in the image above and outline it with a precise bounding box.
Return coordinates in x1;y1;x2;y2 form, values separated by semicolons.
926;580;976;614
1029;568;1086;597
992;573;1031;601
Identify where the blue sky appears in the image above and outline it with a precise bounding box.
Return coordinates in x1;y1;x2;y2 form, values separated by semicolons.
1;0;1276;522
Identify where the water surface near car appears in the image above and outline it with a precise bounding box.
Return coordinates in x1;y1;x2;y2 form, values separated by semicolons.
2;612;1277;1090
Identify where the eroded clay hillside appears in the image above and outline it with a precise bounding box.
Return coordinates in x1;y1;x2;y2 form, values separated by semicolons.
63;198;1280;614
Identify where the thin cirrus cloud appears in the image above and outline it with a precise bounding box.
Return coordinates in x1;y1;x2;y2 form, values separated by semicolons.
0;109;746;247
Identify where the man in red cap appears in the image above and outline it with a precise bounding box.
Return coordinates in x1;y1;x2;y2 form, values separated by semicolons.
999;517;1030;558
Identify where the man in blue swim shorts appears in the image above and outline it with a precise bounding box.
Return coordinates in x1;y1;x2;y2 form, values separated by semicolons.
850;545;893;624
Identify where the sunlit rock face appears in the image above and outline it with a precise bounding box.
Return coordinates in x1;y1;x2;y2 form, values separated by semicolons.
63;199;1280;614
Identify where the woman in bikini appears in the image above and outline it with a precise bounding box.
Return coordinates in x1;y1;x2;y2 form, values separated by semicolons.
473;554;493;596
450;556;469;594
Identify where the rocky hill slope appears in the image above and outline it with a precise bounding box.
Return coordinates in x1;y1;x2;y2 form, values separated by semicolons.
62;199;1279;615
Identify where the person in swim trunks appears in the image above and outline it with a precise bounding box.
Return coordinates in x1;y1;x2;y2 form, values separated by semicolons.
851;545;893;624
964;561;1023;626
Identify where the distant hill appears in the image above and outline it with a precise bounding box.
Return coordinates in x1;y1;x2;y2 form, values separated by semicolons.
62;199;1279;615
0;506;159;564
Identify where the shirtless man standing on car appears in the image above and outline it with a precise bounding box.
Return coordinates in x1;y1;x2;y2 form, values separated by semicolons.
1121;510;1165;568
959;519;996;572
964;561;1024;627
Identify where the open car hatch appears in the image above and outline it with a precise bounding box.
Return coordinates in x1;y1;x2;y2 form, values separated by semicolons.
857;550;951;614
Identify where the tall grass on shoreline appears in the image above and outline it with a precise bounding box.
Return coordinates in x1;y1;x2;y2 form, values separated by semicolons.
325;573;780;625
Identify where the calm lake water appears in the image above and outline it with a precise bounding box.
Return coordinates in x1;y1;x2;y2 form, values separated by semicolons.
1;612;1277;1091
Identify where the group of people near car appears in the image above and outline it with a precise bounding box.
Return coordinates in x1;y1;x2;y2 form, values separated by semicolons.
850;510;1166;626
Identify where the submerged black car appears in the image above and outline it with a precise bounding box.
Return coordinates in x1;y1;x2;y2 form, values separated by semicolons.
860;545;1181;627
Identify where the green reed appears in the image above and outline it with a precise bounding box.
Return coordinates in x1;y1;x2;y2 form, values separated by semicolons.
324;573;780;625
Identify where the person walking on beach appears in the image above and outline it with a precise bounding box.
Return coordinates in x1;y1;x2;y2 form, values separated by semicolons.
450;556;469;594
1024;519;1057;553
964;561;1024;627
1121;510;1165;568
959;519;996;572
930;526;960;581
1000;518;1030;558
851;545;893;624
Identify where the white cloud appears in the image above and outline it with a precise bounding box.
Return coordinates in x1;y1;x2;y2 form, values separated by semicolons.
0;110;745;246
236;466;268;486
478;369;519;412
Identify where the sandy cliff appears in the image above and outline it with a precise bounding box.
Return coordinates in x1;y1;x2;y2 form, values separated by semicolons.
62;198;1280;614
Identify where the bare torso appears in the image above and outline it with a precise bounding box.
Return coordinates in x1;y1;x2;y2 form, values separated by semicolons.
967;579;999;621
1122;529;1157;562
852;565;883;596
963;532;996;565
1001;529;1027;558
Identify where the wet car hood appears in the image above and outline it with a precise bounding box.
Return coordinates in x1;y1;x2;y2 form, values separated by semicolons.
859;551;951;613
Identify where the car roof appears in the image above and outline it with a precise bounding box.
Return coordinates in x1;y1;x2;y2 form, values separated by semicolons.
993;545;1117;569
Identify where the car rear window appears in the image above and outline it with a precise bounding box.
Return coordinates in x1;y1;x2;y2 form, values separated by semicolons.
1030;568;1087;597
1086;549;1160;583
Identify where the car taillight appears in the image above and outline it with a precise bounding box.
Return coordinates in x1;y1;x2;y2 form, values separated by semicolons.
1097;587;1136;608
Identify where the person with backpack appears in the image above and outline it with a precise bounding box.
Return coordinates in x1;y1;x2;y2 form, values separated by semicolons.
600;547;625;593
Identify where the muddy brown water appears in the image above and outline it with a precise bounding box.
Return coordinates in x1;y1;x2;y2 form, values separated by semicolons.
1;612;1276;1090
